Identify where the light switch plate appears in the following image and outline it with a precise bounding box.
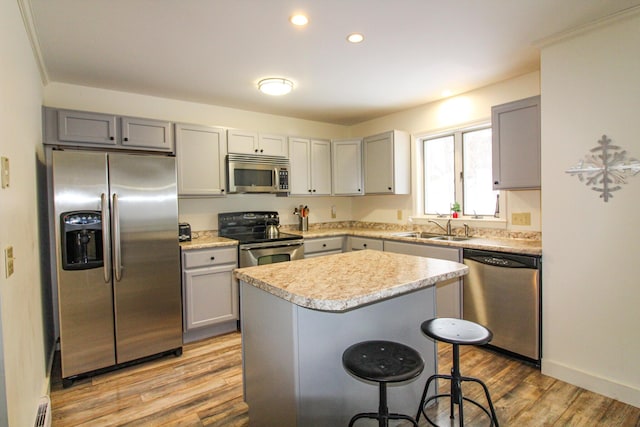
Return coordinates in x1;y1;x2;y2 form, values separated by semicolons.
5;246;14;278
1;157;9;189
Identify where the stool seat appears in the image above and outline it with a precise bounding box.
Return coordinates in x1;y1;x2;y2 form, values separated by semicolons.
421;317;492;346
343;340;424;383
343;340;424;427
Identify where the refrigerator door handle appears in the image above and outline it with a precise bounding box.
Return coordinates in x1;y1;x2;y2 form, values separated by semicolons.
113;193;123;281
101;193;111;283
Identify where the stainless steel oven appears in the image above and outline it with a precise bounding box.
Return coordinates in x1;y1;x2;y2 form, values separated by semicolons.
218;211;303;268
239;240;304;267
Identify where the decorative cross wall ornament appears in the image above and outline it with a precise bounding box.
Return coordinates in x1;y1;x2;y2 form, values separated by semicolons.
565;135;640;202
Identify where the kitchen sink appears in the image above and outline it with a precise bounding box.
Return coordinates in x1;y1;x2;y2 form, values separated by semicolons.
428;235;470;241
390;231;469;240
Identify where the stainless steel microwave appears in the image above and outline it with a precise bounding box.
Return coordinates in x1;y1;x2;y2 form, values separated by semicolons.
226;153;290;194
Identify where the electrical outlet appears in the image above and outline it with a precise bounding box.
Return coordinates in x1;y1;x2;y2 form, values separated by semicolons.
512;212;531;226
397;209;403;220
5;246;14;278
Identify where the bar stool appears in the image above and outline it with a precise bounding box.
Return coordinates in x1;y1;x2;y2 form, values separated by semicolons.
416;318;499;426
342;340;424;426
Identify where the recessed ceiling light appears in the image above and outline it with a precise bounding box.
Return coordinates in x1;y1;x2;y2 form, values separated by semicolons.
290;14;308;26
347;33;364;43
258;78;294;96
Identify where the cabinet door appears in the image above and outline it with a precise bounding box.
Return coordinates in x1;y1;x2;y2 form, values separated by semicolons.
383;240;462;318
364;132;394;193
310;139;332;195
183;265;238;330
349;237;383;251
228;129;259;154
259;133;288;156
176;124;227;196
57;110;117;145
121;117;174;152
332;139;363;195
288;137;311;195
492;96;541;189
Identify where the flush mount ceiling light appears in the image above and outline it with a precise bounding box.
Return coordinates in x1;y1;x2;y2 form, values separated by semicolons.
258;78;294;96
290;14;308;26
347;33;364;43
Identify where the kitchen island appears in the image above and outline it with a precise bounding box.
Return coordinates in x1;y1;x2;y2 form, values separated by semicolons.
234;249;468;427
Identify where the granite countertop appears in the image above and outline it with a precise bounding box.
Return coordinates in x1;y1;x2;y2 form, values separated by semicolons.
179;225;541;256
234;249;468;312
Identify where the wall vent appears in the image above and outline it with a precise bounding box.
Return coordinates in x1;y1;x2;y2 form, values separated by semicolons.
34;396;51;427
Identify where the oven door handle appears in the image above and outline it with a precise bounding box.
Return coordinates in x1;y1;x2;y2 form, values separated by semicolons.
240;242;304;251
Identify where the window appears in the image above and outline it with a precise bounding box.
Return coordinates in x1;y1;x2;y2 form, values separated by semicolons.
422;126;498;217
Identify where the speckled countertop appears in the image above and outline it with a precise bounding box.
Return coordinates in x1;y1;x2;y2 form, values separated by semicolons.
234;249;468;312
180;226;542;256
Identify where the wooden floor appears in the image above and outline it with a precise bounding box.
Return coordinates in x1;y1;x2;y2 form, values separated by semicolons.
50;331;640;426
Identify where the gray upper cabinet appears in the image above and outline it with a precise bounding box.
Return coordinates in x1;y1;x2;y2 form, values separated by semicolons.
363;130;410;194
331;138;363;196
56;109;117;145
288;137;332;196
227;129;288;156
121;117;173;151
176;123;227;197
491;96;541;190
44;107;174;153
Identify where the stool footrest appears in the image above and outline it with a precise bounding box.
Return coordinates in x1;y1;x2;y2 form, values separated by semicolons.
348;411;419;427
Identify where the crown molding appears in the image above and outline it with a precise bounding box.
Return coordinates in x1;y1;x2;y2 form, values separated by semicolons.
17;0;49;85
534;4;640;48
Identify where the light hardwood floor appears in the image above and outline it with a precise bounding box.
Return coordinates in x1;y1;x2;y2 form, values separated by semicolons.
50;331;640;426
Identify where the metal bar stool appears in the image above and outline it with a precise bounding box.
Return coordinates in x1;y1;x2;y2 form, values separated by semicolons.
343;340;424;427
416;318;499;426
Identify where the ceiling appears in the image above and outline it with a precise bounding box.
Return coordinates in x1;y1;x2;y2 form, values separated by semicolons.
28;0;640;125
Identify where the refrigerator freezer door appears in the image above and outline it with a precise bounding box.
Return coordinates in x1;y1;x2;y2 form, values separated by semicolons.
108;154;182;363
52;151;116;377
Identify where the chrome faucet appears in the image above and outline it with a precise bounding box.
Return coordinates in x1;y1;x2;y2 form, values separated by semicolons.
428;219;452;235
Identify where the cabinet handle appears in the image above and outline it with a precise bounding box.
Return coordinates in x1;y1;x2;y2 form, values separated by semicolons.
260;149;264;153
322;244;327;247
124;137;129;142
308;189;312;193
110;136;115;141
210;256;215;260
254;149;259;153
363;244;367;248
388;187;392;190
312;189;316;193
494;181;499;185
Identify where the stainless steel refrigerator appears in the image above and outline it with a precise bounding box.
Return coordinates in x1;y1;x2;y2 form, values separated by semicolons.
49;149;182;383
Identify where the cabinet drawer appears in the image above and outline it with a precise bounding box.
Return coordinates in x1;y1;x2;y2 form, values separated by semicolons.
304;237;344;254
182;247;237;269
350;237;383;251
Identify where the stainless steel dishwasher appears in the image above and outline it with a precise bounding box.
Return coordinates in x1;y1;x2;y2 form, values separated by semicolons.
463;248;541;365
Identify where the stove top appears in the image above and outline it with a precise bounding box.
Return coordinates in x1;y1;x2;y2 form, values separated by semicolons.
218;211;302;245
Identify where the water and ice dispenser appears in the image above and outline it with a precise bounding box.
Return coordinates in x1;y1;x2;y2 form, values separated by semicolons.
60;210;104;270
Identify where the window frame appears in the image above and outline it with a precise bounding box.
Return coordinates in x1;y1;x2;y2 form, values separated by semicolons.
415;122;503;220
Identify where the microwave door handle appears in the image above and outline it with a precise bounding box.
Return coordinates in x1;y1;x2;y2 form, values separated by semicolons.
273;167;278;190
101;193;111;283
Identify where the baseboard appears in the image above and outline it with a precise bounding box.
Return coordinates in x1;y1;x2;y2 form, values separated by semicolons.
183;321;238;344
542;359;640;408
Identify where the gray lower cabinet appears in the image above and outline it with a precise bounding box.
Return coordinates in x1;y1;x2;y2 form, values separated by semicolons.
181;246;238;342
44;107;174;153
304;236;344;258
383;240;462;318
349;236;383;251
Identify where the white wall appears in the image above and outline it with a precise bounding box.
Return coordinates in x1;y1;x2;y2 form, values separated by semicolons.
44;83;353;230
0;1;48;425
349;72;542;231
540;10;640;407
